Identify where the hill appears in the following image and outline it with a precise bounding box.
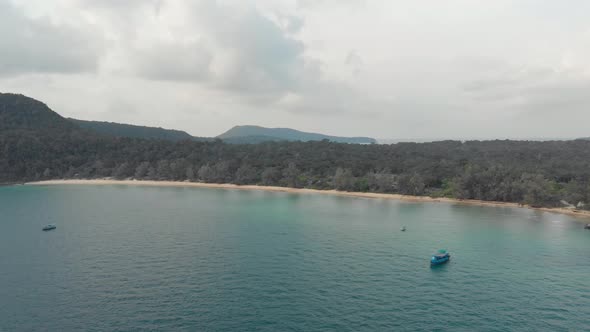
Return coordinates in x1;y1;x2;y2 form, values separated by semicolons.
0;93;77;133
217;125;376;144
69;118;197;141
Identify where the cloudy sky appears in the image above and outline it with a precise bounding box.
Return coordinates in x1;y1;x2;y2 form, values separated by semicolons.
1;0;590;139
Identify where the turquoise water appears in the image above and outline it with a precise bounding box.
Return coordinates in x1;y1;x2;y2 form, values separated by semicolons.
1;185;589;331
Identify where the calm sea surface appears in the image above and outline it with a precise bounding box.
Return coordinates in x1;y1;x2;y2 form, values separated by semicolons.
1;185;589;331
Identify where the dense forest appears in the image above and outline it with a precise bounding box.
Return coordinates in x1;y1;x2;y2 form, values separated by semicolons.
1;93;590;209
69;118;198;141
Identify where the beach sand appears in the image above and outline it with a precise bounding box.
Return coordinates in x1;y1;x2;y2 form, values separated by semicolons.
26;179;590;220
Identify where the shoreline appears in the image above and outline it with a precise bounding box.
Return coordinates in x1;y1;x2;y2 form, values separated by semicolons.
26;179;590;220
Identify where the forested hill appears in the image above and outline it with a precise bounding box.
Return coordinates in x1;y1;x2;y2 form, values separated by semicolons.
2;92;590;210
0;93;77;133
69;118;200;141
217;125;377;144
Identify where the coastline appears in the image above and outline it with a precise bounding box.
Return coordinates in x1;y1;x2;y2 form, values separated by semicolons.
26;179;590;220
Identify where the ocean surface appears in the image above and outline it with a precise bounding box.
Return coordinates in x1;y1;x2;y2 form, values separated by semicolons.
1;184;589;331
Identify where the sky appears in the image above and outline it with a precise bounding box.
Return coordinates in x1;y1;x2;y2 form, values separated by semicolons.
1;0;589;139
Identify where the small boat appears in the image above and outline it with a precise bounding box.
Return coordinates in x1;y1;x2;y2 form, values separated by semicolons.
42;224;56;231
584;224;590;230
430;249;450;265
400;226;406;232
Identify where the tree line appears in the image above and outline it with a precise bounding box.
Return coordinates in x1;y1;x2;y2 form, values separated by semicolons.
2;129;590;209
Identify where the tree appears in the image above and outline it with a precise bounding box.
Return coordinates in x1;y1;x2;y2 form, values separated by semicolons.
169;160;187;180
261;167;281;186
282;162;301;188
156;160;171;180
134;162;150;179
198;164;214;182
520;173;557;207
113;162;131;179
147;167;158;180
333;168;354;191
186;166;196;181
397;173;425;196
213;161;231;183
235;165;258;185
366;171;396;193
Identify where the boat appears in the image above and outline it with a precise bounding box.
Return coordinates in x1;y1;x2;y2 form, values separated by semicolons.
430;249;450;265
585;224;590;230
42;224;56;231
401;226;406;231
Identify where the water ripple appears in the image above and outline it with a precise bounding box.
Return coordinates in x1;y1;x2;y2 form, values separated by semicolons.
0;185;589;331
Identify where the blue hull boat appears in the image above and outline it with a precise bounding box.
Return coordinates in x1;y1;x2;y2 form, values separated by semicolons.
431;250;450;265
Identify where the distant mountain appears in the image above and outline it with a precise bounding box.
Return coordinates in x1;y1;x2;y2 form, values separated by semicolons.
69;118;197;141
217;125;376;144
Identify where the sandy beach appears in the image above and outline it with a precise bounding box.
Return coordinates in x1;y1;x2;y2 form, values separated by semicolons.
27;179;590;220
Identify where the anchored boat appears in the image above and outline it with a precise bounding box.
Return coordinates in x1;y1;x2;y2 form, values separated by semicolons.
430;249;450;265
42;224;56;231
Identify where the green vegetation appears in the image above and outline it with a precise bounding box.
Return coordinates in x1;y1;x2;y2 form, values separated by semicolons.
67;119;375;145
1;92;589;209
217;125;377;144
69;118;198;141
221;135;287;144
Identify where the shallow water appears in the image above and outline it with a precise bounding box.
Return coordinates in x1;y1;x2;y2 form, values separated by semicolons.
1;185;589;331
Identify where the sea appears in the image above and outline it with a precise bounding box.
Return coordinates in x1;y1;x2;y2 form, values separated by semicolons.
1;184;589;331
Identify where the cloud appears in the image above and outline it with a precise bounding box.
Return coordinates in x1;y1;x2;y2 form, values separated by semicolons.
0;0;104;77
102;0;314;100
283;15;304;34
118;0;370;116
462;60;590;113
520;75;590;115
130;41;212;82
297;0;365;10
191;1;307;97
345;50;363;77
74;0;159;10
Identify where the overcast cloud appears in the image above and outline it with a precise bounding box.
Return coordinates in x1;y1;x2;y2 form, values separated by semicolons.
1;0;589;139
